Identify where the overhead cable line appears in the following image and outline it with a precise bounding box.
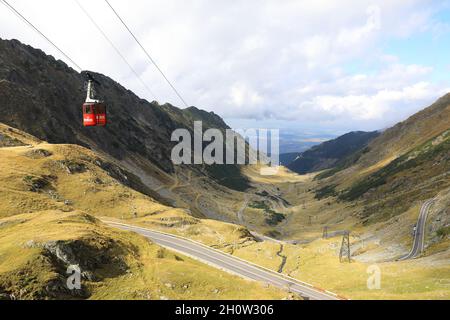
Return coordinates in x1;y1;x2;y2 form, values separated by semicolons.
74;0;158;101
104;0;190;107
1;0;83;72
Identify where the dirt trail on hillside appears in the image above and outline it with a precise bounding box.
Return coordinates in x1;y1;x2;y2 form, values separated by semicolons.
276;244;288;273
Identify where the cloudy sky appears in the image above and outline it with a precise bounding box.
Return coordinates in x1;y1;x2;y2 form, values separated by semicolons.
1;0;450;135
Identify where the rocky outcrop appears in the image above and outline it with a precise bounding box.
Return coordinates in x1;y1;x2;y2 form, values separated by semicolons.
0;233;132;300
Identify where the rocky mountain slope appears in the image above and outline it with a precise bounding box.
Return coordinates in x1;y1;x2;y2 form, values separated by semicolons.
286;131;380;174
0;38;254;220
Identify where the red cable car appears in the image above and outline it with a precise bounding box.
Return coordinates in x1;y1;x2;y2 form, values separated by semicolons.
83;74;107;127
83;102;107;127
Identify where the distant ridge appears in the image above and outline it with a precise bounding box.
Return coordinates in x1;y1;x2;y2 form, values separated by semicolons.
286;131;380;174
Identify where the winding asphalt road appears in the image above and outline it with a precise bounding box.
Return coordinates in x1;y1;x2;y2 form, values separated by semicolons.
104;221;341;300
399;199;435;261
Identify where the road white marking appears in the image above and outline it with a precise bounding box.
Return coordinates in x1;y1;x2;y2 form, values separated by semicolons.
399;199;435;261
104;220;341;300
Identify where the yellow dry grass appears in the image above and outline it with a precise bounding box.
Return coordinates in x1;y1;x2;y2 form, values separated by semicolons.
231;238;450;300
0;128;290;300
1;123;448;300
0;211;288;300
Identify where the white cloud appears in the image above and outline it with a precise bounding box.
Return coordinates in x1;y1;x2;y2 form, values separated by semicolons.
0;0;449;133
278;65;450;130
301;82;439;122
336;5;381;48
230;83;264;108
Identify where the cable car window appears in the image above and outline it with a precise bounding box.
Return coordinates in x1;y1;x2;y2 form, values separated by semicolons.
84;105;93;114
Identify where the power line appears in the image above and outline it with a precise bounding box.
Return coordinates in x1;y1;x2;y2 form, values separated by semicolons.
104;0;189;107
74;0;158;101
1;0;83;72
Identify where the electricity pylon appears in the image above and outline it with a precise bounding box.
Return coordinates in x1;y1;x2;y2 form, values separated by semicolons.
339;231;351;263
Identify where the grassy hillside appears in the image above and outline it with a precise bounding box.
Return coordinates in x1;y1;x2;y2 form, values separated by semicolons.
0;123;290;300
0;211;287;300
313;95;450;224
235;167;450;300
0;122;448;300
340;129;449;206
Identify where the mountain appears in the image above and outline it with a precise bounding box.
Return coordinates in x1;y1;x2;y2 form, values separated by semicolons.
1;38;449;300
0;122;290;300
347;93;450;173
279;152;301;166
315;94;450;223
286;131;380;174
0;38;253;220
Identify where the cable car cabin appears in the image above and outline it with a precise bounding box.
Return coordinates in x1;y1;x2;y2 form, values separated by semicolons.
83;103;107;127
